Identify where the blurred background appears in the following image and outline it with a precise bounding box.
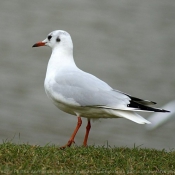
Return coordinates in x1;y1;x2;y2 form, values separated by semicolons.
0;0;175;150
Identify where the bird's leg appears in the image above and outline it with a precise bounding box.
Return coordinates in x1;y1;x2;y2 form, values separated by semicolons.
60;116;82;149
83;119;91;146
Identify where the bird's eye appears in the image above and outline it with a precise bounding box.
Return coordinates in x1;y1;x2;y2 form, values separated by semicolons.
48;35;52;41
56;37;61;42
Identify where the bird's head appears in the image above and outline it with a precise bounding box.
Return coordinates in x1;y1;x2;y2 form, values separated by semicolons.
32;30;73;52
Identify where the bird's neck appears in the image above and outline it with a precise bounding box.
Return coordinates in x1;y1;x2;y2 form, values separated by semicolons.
52;47;75;66
46;47;76;78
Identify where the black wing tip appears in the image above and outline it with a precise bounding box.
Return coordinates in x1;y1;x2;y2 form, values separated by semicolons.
158;109;170;113
127;95;157;105
152;101;157;105
128;101;170;113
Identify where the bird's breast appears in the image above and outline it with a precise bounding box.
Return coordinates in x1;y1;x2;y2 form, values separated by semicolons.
44;77;54;100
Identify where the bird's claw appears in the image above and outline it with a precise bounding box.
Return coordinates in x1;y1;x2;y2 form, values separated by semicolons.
60;140;75;149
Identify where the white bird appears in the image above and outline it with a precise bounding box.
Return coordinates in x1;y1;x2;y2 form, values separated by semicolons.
33;30;169;148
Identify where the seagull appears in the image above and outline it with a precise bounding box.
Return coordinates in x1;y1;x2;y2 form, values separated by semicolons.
32;30;169;148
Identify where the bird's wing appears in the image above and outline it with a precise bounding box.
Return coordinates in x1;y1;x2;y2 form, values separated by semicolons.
53;69;168;112
53;69;130;108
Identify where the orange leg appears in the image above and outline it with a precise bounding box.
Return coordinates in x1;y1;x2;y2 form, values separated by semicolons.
83;119;91;146
60;116;82;149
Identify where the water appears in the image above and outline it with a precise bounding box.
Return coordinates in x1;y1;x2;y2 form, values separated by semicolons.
0;0;175;150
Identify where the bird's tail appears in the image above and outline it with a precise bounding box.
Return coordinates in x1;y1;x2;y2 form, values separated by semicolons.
110;110;151;124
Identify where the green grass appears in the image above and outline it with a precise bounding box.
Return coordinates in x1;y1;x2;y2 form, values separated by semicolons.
0;142;174;174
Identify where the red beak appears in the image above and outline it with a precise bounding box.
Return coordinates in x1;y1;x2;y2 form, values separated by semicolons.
32;41;46;47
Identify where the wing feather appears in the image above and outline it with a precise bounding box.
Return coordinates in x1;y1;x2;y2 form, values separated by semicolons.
53;69;169;112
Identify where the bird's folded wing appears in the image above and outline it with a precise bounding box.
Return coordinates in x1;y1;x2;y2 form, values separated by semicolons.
53;69;168;112
53;70;132;110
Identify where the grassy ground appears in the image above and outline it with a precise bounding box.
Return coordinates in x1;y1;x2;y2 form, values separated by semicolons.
0;142;174;174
